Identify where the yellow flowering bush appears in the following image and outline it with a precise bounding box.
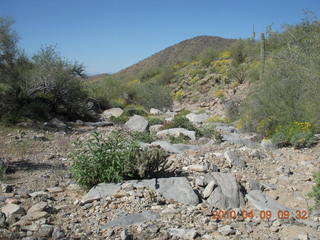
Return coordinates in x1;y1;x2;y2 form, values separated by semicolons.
175;90;186;101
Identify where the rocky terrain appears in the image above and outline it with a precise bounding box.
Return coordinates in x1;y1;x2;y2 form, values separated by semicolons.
0;104;320;240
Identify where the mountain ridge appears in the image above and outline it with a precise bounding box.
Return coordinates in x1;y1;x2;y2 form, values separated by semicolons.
116;35;236;76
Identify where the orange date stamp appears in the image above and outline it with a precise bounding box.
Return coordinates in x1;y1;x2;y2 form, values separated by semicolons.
210;209;308;220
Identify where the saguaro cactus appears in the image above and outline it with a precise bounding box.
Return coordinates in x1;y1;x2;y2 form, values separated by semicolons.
260;33;265;80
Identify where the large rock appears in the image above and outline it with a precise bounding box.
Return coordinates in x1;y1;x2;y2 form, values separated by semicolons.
246;190;291;220
128;177;199;205
150;141;199;154
102;108;124;119
205;172;244;209
125;115;149;132
1;203;26;218
156;128;196;140
81;183;121;204
186;113;209;124
224;150;246;168
47;118;66;129
100;211;160;229
150;108;163;115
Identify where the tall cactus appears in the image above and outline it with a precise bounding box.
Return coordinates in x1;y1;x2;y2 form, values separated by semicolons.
260;33;265;80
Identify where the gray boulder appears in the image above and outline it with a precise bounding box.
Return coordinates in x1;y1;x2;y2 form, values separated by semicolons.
125;115;149;132
156;128;196;140
150;141;199;154
149;124;163;133
128;177;199;205
150;108;163;115
48;118;66;129
205;172;244;209
81;183;121;204
224;150;246;168
102;108;124;119
246;190;291;220
186;113;209;124
100;211;160;229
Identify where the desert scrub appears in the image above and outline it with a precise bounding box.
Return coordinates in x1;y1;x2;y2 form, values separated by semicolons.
109;114;129;124
174;90;186;101
162;110;202;137
271;122;317;149
207;115;230;123
124;104;148;116
199;124;223;143
147;116;164;126
308;172;320;210
213;89;225;99
70;131;170;188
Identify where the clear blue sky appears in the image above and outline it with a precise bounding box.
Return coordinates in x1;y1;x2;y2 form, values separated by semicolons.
1;0;319;74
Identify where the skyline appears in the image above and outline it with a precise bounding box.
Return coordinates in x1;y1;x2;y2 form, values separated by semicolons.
1;0;320;74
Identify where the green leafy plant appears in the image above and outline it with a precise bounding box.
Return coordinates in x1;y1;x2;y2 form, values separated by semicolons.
70;131;170;188
308;172;320;210
169;135;190;144
147;116;164;126
271;122;317;149
198;124;223;143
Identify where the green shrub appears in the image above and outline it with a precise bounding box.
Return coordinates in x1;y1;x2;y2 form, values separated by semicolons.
124;104;148;116
271;122;317;149
130;131;155;143
240;18;320;139
198;124;223;143
109;114;129;124
169;135;190;144
70;131;170;188
308;172;320;210
162;110;202;136
147;116;164;126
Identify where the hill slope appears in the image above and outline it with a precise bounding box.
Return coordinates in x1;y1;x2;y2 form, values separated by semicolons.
117;35;236;76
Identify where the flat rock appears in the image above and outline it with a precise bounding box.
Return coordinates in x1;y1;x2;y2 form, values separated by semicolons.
150;141;199;154
102;108;124;119
128;177;199;205
82;183;121;204
203;180;216;198
100;211;160;229
246;190;291;220
185;164;208;172
125;115;149;132
156;128;196;140
205;172;244;209
47;187;63;193
186;113;209;123
224;150;246;168
168;228;198;239
27;202;47;214
29;191;48;198
1;203;26;218
26;211;48;221
150;108;163;115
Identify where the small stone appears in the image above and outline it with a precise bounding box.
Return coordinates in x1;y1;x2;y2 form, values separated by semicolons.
121;183;134;191
203;180;216;198
37;224;53;237
297;233;309;240
47;187;63;193
52;227;66;240
168;228;198;239
187;164;208;172
218;225;235;236
0;212;6;227
29;191;48;198
120;229;133;240
195;176;205;187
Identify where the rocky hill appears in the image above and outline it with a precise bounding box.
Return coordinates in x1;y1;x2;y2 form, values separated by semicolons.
117;36;236;77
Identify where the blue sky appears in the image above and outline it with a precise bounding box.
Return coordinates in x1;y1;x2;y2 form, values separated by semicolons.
1;0;319;74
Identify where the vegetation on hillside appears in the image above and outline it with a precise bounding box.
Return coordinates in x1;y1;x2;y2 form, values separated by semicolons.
0;17;90;123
